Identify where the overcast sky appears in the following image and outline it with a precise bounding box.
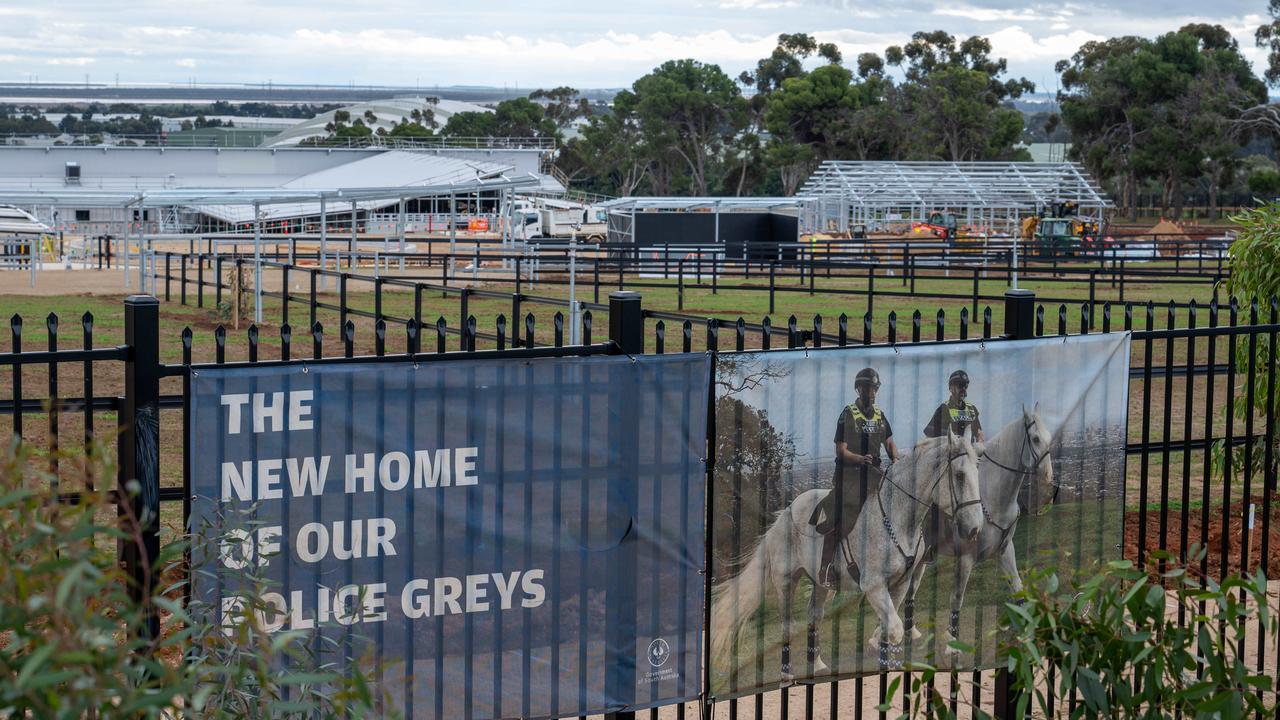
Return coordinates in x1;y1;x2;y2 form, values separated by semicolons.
0;1;1272;91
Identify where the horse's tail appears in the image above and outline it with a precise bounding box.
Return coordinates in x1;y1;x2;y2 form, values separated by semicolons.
710;507;789;666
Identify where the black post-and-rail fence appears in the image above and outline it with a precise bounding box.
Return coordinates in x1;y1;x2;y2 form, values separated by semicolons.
147;241;1229;335
1;283;1277;718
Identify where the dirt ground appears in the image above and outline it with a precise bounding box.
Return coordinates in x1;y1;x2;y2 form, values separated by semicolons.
1124;496;1280;579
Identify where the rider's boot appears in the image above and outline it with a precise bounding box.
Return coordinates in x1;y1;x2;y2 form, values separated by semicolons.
818;530;838;589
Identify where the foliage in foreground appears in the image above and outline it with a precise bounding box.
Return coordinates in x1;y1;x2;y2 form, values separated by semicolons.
887;555;1277;718
0;442;387;718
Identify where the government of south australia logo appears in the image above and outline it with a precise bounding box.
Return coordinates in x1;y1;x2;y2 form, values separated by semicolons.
647;638;670;668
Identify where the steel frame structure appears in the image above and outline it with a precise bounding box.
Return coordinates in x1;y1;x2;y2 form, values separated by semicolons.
799;161;1111;235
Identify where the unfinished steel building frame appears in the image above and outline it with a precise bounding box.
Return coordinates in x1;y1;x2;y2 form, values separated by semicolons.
799;161;1111;235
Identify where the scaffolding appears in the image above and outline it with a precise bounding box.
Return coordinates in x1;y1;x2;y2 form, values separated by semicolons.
799;161;1111;235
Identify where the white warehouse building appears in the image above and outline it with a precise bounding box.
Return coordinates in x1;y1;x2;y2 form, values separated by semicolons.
0;143;562;236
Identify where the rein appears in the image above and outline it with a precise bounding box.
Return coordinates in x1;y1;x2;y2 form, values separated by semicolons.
876;444;980;562
977;416;1057;542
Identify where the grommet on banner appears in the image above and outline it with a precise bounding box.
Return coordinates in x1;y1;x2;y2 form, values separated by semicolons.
190;370;198;379
301;364;309;374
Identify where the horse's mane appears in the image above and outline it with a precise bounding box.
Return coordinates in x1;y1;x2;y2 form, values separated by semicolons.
984;411;1047;458
891;434;962;490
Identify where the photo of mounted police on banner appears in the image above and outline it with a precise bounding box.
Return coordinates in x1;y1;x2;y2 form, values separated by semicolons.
709;333;1131;698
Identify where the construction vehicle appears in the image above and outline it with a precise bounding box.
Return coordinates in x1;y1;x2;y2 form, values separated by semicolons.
1021;201;1107;257
912;211;985;252
912;211;957;242
512;197;608;242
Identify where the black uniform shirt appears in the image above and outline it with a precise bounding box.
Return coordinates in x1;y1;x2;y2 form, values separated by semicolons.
834;403;893;467
923;399;981;441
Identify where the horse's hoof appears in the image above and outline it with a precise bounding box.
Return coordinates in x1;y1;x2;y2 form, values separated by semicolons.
813;657;831;675
910;627;923;641
941;633;962;656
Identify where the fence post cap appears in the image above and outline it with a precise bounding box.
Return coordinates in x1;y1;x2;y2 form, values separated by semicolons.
609;290;641;301
1004;288;1036;299
124;294;159;305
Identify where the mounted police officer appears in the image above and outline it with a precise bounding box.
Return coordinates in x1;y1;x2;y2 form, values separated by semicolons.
921;369;984;564
923;370;984;443
812;367;900;587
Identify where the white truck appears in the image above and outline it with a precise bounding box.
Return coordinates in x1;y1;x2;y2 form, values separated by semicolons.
512;198;607;242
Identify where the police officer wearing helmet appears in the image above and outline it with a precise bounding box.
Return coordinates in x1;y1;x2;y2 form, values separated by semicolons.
923;370;984;443
812;367;900;587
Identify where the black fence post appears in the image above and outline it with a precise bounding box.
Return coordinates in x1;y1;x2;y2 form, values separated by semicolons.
677;260;685;311
605;290;643;720
769;262;776;315
119;295;161;644
609;291;643;355
995;287;1035;719
1004;288;1036;340
972;268;980;320
197;254;204;308
868;266;876;319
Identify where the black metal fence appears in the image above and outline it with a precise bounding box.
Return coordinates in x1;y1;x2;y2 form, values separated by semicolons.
0;286;1276;718
145;245;1228;345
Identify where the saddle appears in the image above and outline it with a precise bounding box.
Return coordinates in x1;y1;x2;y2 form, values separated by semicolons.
808;464;884;532
809;465;883;589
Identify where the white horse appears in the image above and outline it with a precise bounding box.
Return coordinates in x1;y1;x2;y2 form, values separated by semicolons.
881;404;1056;655
710;431;985;679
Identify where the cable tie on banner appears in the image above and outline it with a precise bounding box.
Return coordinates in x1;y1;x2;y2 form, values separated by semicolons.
979;340;987;352
893;344;901;355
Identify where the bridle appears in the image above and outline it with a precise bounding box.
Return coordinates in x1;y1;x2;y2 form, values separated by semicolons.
978;415;1059;527
875;442;982;563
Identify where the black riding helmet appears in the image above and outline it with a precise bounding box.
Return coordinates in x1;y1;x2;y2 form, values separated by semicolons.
854;367;881;391
948;369;970;387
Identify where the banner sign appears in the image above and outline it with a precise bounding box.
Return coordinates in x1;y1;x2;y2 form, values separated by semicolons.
708;334;1130;698
188;354;710;719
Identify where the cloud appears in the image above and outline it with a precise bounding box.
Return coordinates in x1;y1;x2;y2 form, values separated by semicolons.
717;0;800;8
984;26;1107;62
0;1;1268;88
287;28;786;67
138;26;196;38
934;5;1052;22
